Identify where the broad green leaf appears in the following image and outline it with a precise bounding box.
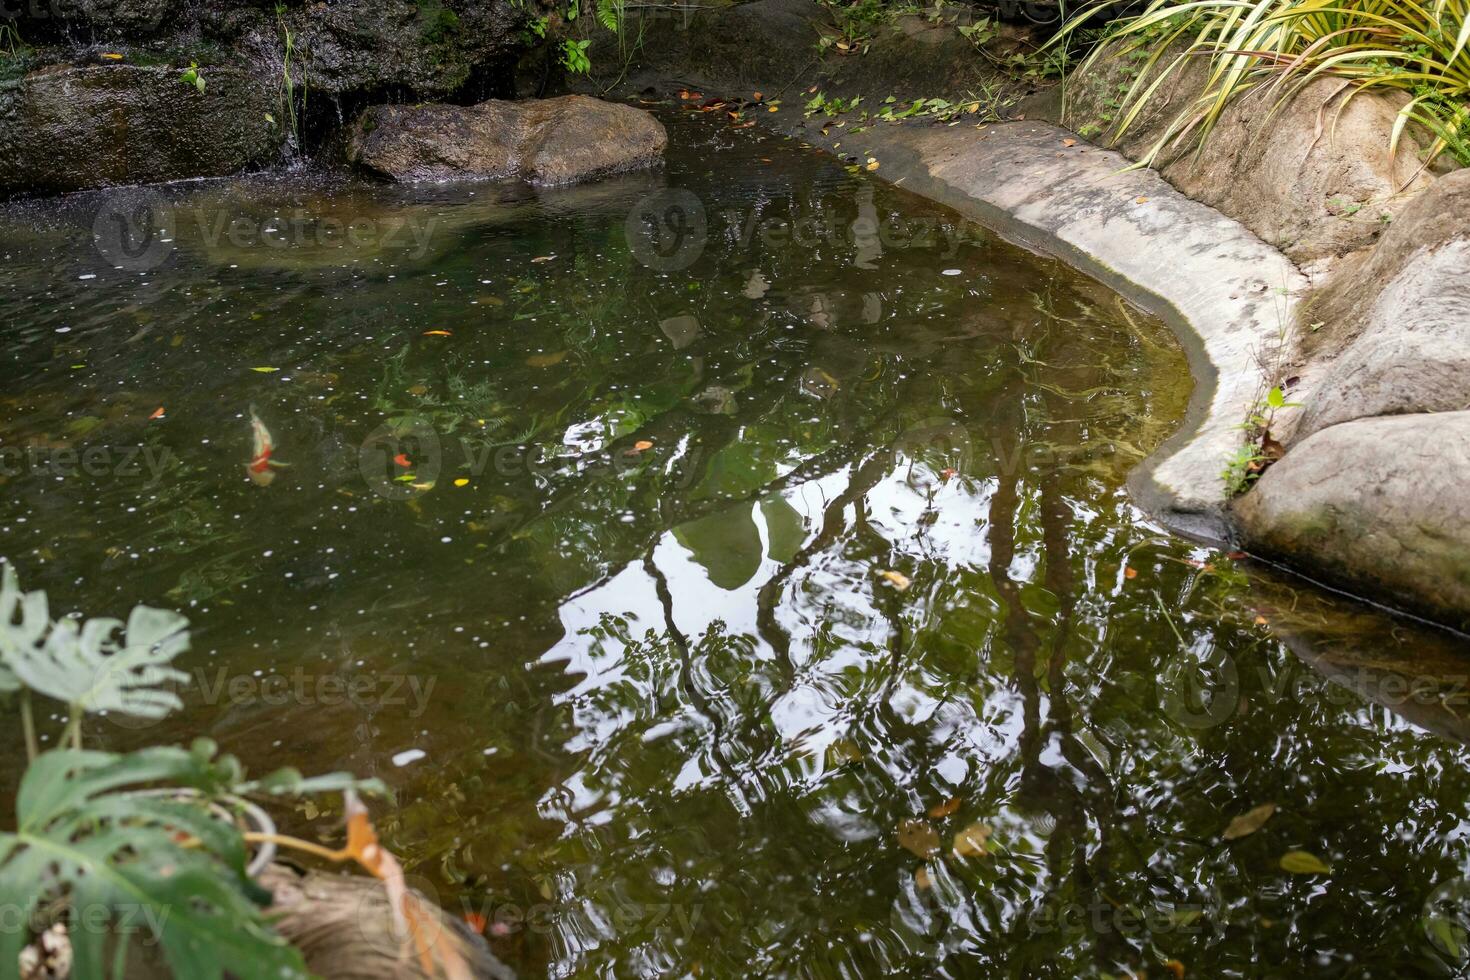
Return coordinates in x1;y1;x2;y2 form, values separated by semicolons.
0;563;190;719
0;747;312;979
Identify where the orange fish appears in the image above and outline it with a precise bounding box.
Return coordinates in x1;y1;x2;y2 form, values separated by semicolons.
246;405;289;486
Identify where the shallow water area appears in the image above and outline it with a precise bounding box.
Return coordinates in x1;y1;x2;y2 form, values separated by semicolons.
2;108;1470;977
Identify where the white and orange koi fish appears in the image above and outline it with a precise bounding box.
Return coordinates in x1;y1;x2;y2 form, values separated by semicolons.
246;405;290;486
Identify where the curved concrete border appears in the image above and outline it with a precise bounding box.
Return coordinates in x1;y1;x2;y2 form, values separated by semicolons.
782;118;1306;540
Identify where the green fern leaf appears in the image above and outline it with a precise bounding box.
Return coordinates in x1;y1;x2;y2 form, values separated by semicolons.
597;0;621;31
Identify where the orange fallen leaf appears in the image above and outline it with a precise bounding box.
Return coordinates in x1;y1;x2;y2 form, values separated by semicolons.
928;797;962;819
148;406;165;420
753;91;763;100
423;329;452;337
634;440;654;450
880;570;911;591
1135;196;1149;204
1062;138;1077;147
1254;615;1269;626
1227;550;1248;560
1124;567;1138;579
1164;959;1186;979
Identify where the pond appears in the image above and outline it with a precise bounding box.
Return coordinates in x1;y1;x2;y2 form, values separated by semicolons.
3;107;1470;977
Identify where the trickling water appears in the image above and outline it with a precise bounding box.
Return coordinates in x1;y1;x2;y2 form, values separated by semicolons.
2;107;1469;977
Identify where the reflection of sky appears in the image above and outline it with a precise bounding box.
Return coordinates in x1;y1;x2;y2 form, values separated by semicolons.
543;454;1032;831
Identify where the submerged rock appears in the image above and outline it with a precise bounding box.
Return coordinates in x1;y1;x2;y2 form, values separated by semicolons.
0;63;283;197
346;95;667;185
1234;411;1470;632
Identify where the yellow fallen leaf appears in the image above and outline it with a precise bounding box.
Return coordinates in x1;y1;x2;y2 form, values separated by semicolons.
406;384;429;396
250;366;280;373
634;440;654;451
526;350;568;367
897;818;940;858
423;330;452;337
880;570;911;591
1222;802;1276;841
100;52;124;60
1279;850;1331;874
865;158;880;171
769;105;779;112
953;820;992;857
1062;138;1077;147
1135;196;1149;204
453;478;470;487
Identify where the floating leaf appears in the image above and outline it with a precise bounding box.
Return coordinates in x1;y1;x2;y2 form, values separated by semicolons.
914;866;933;890
148;407;166;420
897;818;940;858
526;350;568;368
953;820;992;857
880;570;911;591
530;255;556;263
928;797;962;819
100;52;124;60
1222;803;1276;841
453;478;470;488
1124;567;1138;579
1279;850;1331;874
249;367;280;373
423;330;452;337
1062;137;1077;147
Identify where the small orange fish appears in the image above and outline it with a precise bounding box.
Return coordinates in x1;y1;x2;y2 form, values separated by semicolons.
246;405;289;486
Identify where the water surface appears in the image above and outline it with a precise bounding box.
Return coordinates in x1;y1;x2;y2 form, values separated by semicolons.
2;108;1470;977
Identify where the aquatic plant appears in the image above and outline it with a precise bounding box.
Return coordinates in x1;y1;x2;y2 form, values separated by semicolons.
1052;0;1470;167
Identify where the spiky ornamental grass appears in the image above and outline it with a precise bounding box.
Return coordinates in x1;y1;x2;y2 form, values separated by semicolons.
1053;0;1470;169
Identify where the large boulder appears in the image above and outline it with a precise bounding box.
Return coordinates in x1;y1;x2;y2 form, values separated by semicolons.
346;94;667;185
1233;411;1470;631
0;63;283;197
1289;169;1470;442
267;0;524;102
1059;41;1435;266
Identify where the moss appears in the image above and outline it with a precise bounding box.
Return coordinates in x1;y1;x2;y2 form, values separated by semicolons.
417;0;462;45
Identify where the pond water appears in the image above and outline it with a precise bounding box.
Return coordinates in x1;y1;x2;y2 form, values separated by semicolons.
4;107;1470;977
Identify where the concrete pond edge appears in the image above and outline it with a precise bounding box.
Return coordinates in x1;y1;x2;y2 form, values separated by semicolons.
742;114;1304;542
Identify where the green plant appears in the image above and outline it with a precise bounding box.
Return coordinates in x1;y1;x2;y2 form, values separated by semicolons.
179;61;205;93
561;37;593;74
1052;0;1470;168
274;4;305;150
0;563;390;977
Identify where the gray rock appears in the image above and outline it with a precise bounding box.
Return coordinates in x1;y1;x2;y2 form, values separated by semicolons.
1234;410;1470;631
346;94;667;185
0;63;283;197
1291;169;1470;441
273;0;522;102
